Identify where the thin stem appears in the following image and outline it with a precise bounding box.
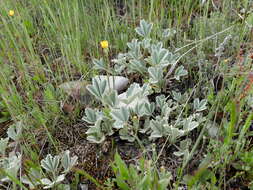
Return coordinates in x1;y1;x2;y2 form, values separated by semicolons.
166;25;235;79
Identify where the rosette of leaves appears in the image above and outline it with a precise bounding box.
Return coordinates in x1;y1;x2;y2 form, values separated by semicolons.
111;19;187;92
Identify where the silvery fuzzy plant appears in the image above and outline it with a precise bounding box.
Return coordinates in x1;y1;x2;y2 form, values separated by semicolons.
83;80;153;143
116;20;187;91
0;122;23;185
94;20;187;93
0;122;77;189
83;20;207;151
83;78;207;145
21;150;78;189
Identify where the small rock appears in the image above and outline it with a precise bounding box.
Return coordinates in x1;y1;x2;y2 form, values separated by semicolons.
59;81;92;105
59;81;89;97
61;102;75;113
59;76;129;104
94;75;129;92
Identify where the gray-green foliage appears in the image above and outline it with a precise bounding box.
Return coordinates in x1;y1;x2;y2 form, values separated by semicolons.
83;20;207;145
0;122;23;183
0;152;22;182
7;121;23;141
0;121;77;189
22;150;78;189
83;81;153;143
111;19;186;91
0;137;9;156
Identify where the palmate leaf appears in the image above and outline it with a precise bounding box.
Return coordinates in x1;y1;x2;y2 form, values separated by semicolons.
121;83;142;105
135;19;153;38
179;138;192;150
82;108;101;124
92;58;108;72
148;66;163;84
172;91;182;103
173;138;191;157
182;117;199;132
86;77;107;100
134;103;145;117
127;39;140;51
61;150;78;173
141;38;151;49
193;98;208;112
150;47;178;67
141;83;153;96
41;154;60;174
150;42;163;52
151;48;169;66
103;90;119;108
149;118;168;139
7;121;22;141
156;95;166;109
118;83;152;109
128;59;147;74
112;53;127;65
119;93;148;110
160;103;172;119
112;53;127;73
114;64;126;73
111;107;130;129
86;120;105;143
127;39;142;60
149;117;184;142
41;174;65;189
167;125;185;143
163;52;179;67
143;102;155;116
174;65;188;80
93;75;129;92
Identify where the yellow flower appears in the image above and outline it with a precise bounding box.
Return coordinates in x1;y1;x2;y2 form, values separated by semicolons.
8;10;14;16
224;59;229;63
100;40;109;49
